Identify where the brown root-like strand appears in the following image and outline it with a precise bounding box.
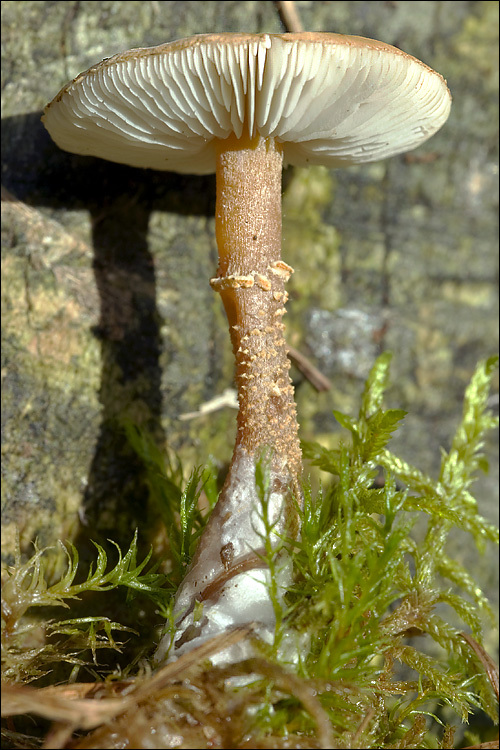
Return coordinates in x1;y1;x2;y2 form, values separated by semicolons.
175;549;269;635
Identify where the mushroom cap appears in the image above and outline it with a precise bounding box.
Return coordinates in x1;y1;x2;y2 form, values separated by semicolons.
43;32;451;175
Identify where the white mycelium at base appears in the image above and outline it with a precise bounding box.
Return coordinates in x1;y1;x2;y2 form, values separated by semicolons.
154;448;293;666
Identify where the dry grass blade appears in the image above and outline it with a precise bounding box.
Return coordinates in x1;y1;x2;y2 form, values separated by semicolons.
1;624;256;739
351;707;376;746
1;681;133;731
42;721;77;750
214;657;336;749
133;621;257;697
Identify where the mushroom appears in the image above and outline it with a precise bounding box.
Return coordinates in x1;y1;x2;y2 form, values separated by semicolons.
42;32;451;664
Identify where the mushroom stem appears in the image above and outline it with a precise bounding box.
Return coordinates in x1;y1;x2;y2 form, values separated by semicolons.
214;133;302;505
165;134;302;661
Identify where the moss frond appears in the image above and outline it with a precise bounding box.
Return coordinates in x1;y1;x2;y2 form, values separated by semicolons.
2;354;498;748
286;354;499;744
1;531;168;682
122;420;217;583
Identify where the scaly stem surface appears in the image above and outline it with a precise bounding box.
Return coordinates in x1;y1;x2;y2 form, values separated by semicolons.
159;134;302;662
215;133;302;498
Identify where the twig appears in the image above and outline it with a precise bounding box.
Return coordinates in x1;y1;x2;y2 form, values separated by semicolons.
179;388;238;420
179;347;331;420
274;1;304;33
288;345;331;392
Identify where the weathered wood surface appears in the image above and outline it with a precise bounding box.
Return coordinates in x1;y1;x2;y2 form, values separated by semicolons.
2;2;498;614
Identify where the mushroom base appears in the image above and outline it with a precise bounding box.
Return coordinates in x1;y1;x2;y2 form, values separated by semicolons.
155;446;293;665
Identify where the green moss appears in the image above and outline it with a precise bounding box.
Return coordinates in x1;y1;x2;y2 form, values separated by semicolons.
451;1;499;87
283;166;341;316
2;354;498;748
